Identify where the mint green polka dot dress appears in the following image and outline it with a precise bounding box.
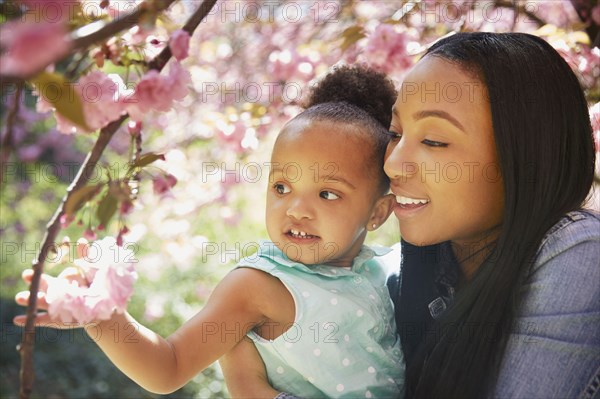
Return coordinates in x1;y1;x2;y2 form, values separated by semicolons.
239;241;405;398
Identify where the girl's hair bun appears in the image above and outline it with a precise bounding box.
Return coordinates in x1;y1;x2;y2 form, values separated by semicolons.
304;64;397;129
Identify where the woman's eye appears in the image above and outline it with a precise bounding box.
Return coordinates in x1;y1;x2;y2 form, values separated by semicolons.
319;191;340;200
274;183;290;194
388;131;402;141
422;139;448;148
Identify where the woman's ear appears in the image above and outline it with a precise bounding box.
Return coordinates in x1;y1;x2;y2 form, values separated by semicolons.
368;194;396;231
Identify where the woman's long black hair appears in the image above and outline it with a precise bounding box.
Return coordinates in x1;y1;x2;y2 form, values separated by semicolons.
405;32;596;398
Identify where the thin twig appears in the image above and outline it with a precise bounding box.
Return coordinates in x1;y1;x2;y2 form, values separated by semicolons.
0;82;24;186
494;0;546;26
18;1;218;398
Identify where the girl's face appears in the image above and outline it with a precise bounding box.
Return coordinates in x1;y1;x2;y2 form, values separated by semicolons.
384;56;504;248
266;119;390;268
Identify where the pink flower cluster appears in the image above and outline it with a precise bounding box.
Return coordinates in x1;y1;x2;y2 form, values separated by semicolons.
28;26;191;133
0;19;71;77
169;29;191;61
36;71;127;134
36;61;191;133
362;24;414;74
46;237;137;324
126;61;192;122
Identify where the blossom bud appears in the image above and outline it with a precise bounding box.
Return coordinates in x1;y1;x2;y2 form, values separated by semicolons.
120;200;134;215
92;49;105;68
60;214;74;228
127;121;142;137
116;225;130;247
83;228;97;241
152;173;177;195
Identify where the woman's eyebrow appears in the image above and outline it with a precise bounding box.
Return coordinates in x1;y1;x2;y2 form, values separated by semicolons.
412;110;466;133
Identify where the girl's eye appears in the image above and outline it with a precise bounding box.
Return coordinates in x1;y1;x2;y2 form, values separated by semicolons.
422;139;449;148
274;183;291;194
319;191;340;200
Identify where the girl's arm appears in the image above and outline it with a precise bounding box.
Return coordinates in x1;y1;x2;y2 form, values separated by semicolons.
220;338;280;398
15;267;291;394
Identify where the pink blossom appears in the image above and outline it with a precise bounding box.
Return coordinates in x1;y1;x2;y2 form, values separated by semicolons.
362;24;414;75
167;61;192;102
80;71;127;130
126;61;191;121
152;173;177;195
127;25;150;46
0;20;71;77
169;29;190;61
36;71;128;134
46;237;138;324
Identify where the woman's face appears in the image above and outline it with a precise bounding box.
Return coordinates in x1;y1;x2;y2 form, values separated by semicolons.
384;56;504;248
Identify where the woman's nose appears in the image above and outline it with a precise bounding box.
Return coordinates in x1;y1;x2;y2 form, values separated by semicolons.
384;141;418;182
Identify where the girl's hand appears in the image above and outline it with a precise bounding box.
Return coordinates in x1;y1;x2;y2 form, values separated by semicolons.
14;237;137;326
13;267;90;328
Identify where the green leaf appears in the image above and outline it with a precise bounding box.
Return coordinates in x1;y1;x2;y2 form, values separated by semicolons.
96;193;118;227
340;26;366;52
64;184;101;216
128;153;165;172
30;72;90;131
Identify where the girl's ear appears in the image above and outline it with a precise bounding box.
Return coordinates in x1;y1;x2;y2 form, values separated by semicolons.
367;194;396;231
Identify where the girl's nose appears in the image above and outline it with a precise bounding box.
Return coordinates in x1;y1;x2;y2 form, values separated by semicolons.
286;197;314;220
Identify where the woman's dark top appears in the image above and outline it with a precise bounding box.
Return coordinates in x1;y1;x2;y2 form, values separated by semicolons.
387;240;460;366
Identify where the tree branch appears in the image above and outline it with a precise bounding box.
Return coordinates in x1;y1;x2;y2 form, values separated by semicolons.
0;82;23;184
0;0;178;85
494;0;546;27
18;1;218;398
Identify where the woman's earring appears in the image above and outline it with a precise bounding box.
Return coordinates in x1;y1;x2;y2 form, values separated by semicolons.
372;223;377;229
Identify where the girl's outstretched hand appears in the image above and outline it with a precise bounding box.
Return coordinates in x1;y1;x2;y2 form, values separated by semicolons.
13;236;137;327
14;267;90;328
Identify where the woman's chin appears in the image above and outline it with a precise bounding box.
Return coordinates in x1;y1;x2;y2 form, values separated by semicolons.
399;229;439;247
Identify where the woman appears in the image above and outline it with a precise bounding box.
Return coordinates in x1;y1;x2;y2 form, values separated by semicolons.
222;32;599;398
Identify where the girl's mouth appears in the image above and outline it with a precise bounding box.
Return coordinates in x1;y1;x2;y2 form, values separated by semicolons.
287;229;319;239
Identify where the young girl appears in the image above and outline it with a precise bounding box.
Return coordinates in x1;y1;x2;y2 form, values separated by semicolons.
15;66;405;398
